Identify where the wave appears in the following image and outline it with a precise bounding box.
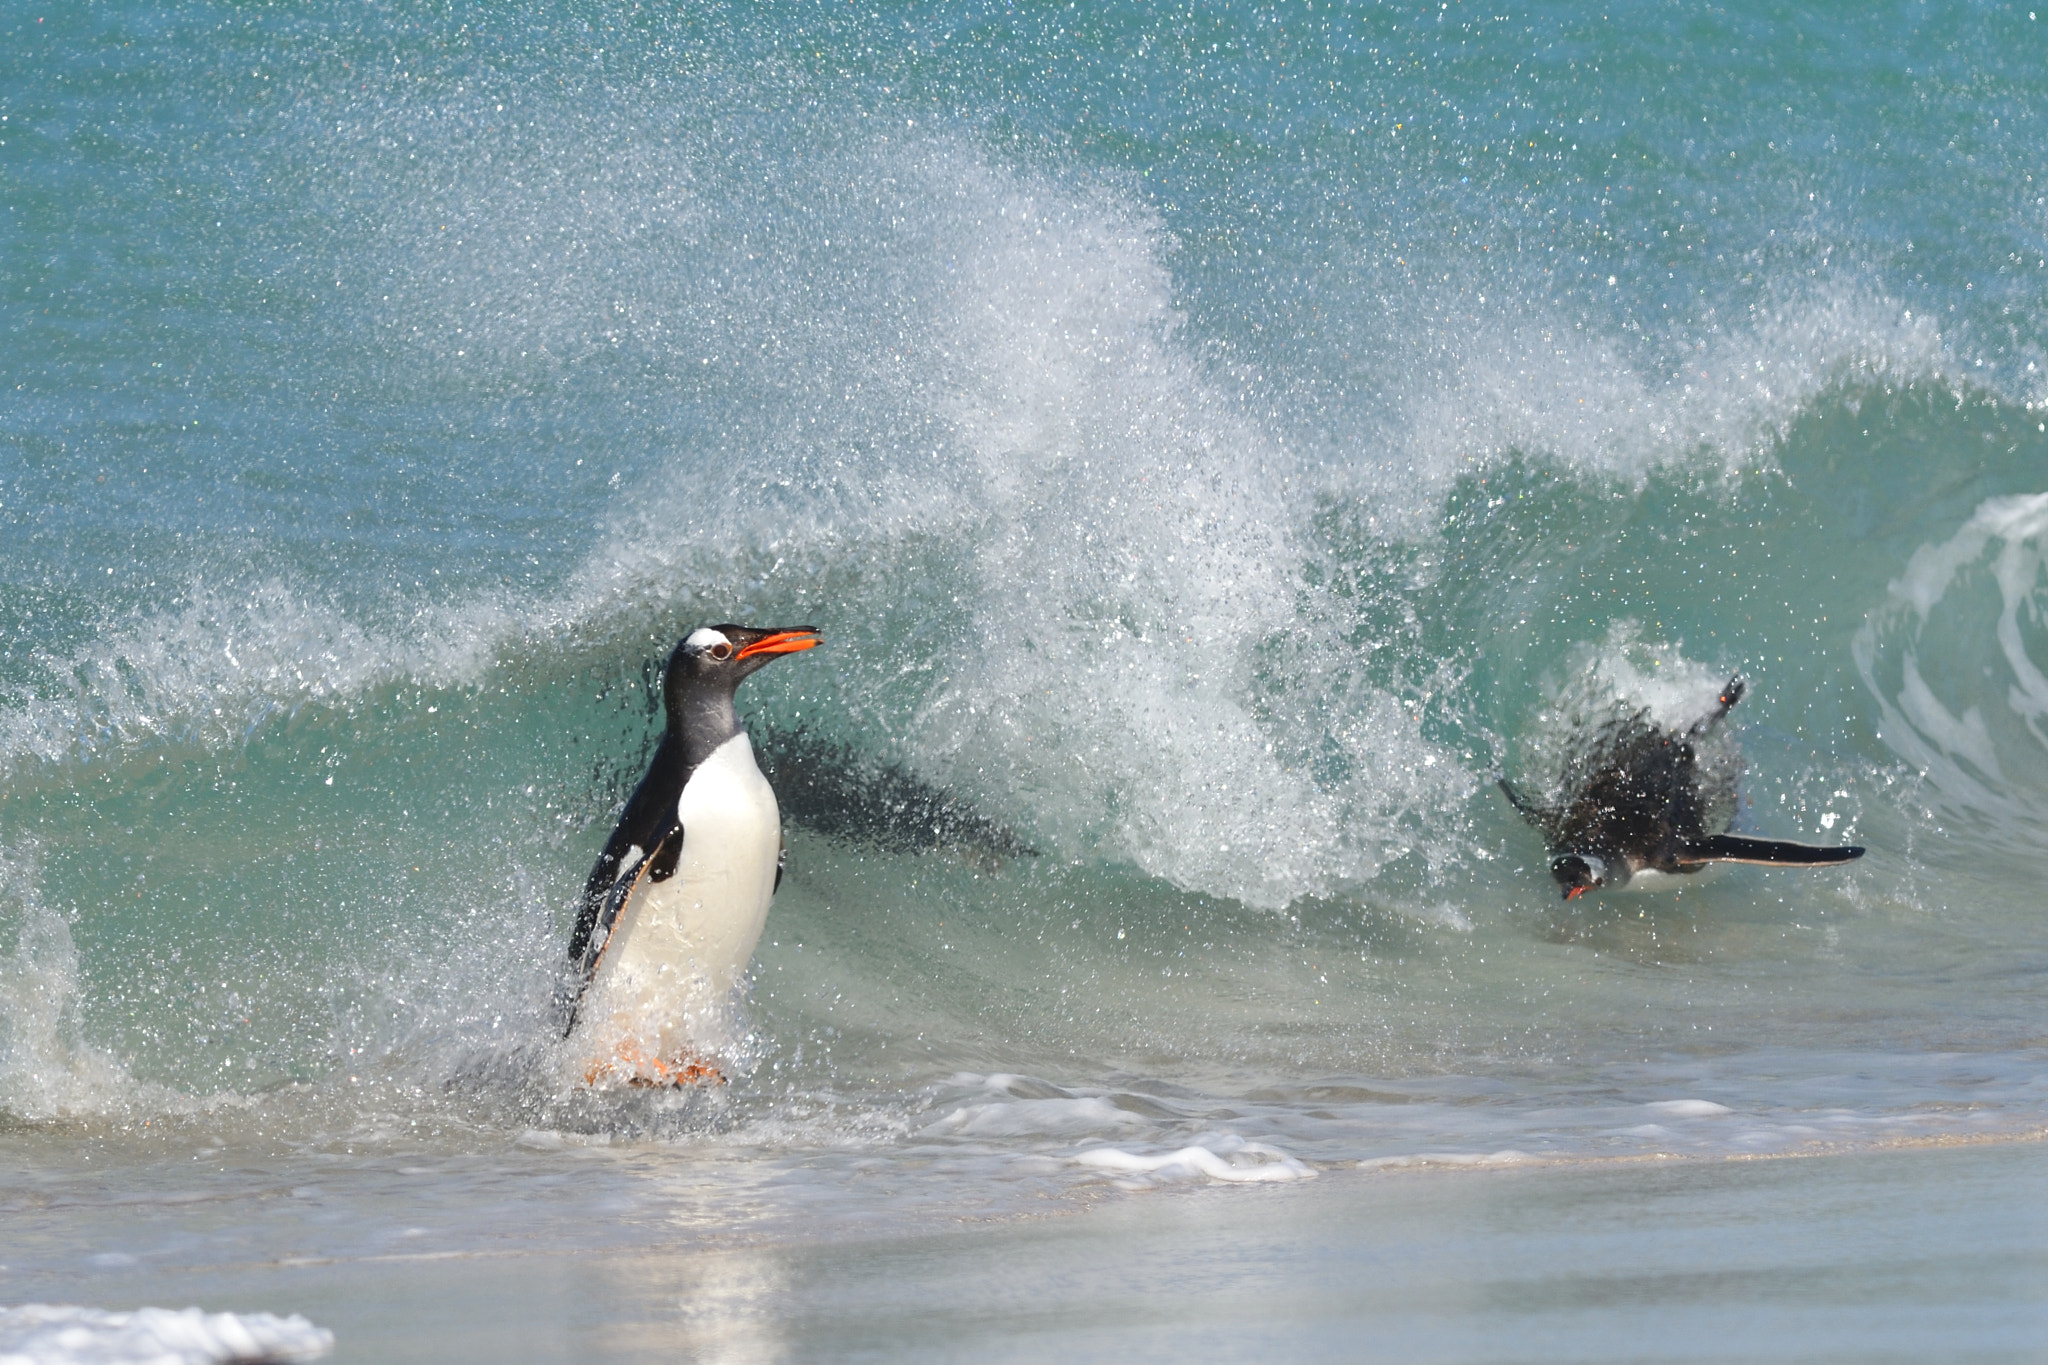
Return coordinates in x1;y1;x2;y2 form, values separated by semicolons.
1854;491;2048;849
0;580;524;784
1366;278;1958;515
0;100;2001;922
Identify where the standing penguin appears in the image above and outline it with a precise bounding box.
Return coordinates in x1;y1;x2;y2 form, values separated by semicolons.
564;624;821;1086
1500;676;1864;900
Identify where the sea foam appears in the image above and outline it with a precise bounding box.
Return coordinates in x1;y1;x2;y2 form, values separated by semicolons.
0;1305;332;1365
1073;1136;1315;1187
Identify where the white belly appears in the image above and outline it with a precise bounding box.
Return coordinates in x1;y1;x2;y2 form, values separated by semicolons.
574;733;781;1082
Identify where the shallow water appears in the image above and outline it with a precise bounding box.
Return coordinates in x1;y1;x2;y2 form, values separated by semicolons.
9;1139;2048;1363
5;0;2048;1356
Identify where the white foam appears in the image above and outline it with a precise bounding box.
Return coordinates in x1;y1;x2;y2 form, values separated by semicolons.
1073;1136;1314;1186
1645;1100;1734;1118
0;1305;332;1365
925;1095;1148;1140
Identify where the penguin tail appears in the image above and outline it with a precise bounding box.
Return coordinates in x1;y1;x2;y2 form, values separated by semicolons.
1688;675;1746;736
1678;833;1864;868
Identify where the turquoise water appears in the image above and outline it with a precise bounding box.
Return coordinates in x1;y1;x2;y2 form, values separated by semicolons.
5;0;2048;1356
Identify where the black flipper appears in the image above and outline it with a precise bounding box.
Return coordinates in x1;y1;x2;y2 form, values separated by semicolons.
560;822;683;1036
1678;833;1864;867
773;833;785;895
568;737;686;964
561;733;691;1034
1498;775;1546;826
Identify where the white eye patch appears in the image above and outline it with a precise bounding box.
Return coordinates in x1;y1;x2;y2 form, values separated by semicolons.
683;627;732;654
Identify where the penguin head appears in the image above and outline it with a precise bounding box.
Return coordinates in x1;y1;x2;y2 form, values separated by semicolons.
666;624;821;699
1550;852;1609;900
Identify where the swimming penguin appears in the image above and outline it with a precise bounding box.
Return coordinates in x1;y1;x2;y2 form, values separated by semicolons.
563;624;821;1085
1499;676;1864;900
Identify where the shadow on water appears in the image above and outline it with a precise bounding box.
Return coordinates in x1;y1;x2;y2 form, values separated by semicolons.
753;720;1038;865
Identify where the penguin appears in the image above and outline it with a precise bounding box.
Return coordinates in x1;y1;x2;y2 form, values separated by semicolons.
1499;676;1864;900
563;624;821;1086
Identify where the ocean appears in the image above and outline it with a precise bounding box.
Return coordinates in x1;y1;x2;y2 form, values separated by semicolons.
4;1;2048;1359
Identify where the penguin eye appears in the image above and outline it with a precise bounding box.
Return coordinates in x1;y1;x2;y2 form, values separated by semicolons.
709;642;733;661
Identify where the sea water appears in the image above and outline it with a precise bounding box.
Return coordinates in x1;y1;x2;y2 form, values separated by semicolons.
4;2;2048;1360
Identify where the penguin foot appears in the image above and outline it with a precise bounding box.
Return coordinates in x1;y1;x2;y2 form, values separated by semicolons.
582;1045;726;1089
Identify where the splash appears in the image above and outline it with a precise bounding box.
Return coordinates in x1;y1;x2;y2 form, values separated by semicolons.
0;843;158;1120
518;135;1485;908
1507;621;1741;811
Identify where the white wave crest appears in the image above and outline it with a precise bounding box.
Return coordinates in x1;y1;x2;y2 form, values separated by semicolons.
545;136;1476;909
0;581;523;781
1376;275;1956;510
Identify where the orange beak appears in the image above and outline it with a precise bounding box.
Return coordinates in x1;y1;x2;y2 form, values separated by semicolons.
1564;885;1587;901
736;628;823;659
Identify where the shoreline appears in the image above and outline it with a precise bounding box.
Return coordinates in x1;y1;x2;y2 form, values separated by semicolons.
8;1134;2046;1363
